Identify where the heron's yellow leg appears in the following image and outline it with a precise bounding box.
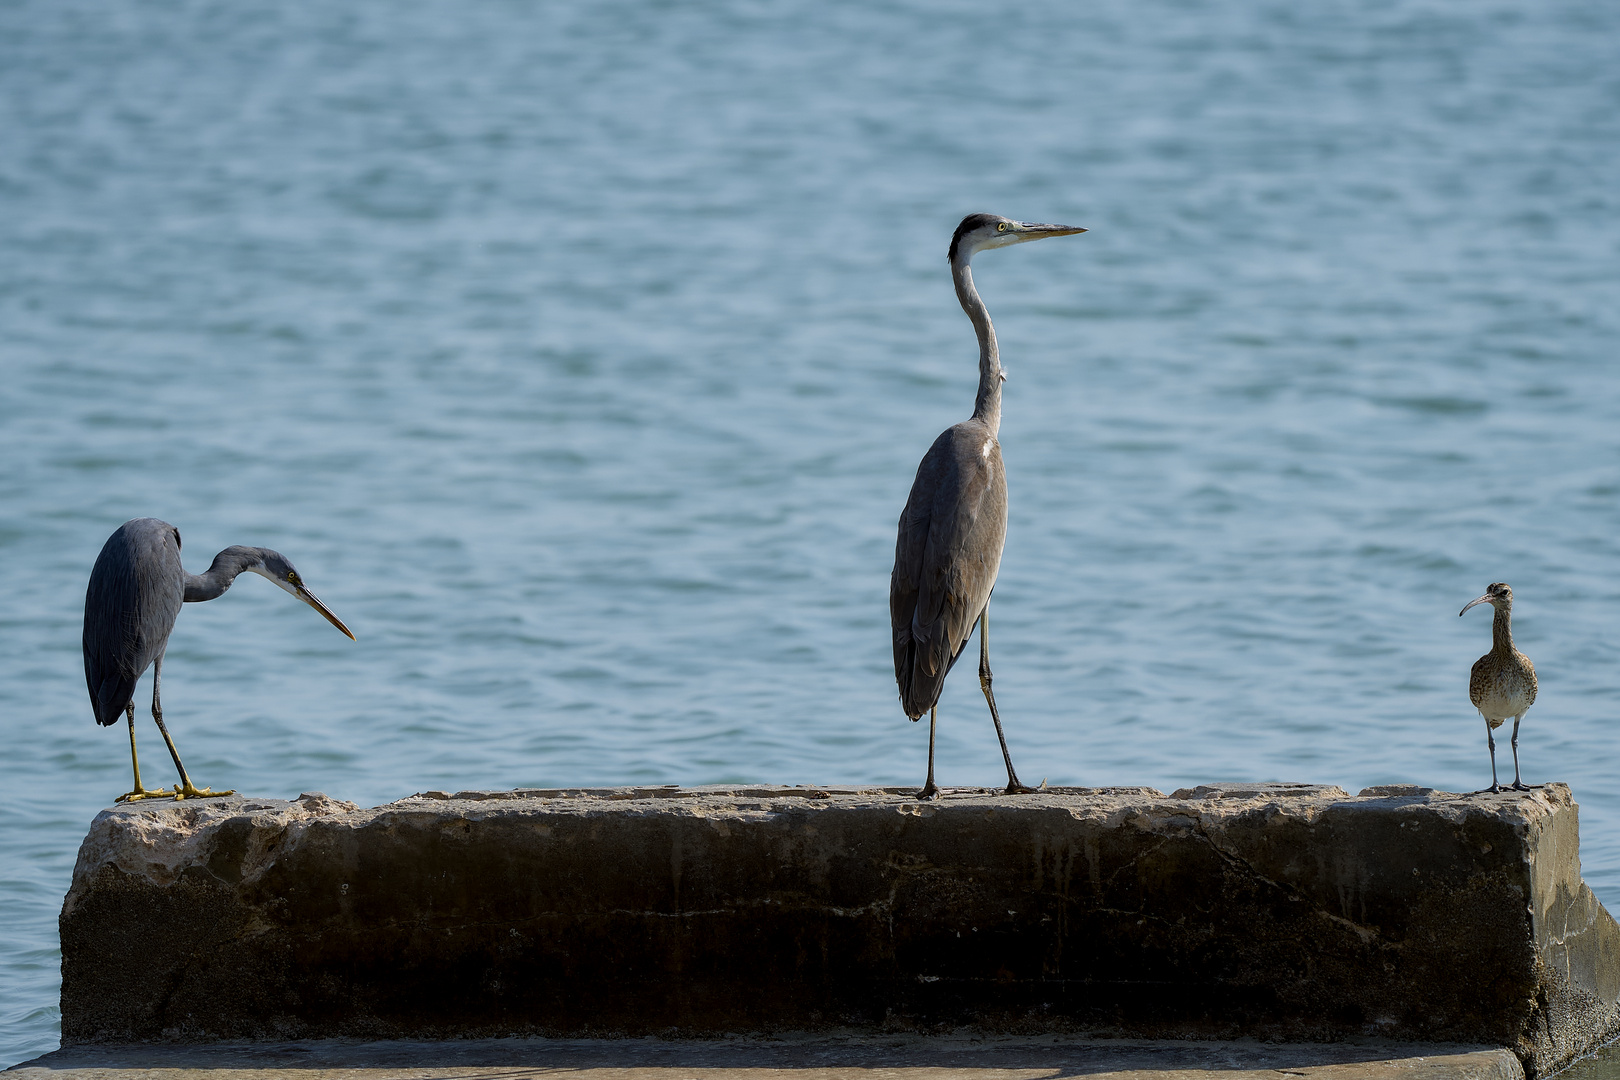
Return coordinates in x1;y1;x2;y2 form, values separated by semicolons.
149;659;233;800
154;721;234;799
116;704;176;803
172;779;235;800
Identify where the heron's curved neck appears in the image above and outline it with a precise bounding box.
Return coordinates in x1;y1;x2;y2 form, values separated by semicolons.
953;258;1001;435
1491;605;1515;654
184;547;264;603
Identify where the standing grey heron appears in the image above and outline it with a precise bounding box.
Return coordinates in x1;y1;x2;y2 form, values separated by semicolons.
1460;582;1538;793
891;213;1085;799
84;517;355;802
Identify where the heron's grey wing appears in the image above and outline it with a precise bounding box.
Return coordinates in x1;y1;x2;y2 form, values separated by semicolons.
83;519;185;726
892;424;1007;718
84;531;142;726
891;438;946;714
916;434;1005;667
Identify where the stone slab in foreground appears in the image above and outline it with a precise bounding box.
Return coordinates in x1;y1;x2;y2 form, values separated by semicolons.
10;1035;1526;1080
58;783;1620;1077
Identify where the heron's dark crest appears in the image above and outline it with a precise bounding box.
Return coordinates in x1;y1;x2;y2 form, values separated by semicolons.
948;213;1004;263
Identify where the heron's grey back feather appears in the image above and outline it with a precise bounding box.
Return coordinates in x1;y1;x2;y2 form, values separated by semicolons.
890;418;1007;718
83;521;278;727
83;518;185;726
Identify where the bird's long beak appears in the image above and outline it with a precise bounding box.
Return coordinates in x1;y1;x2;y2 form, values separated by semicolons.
297;585;356;640
1014;221;1087;239
1459;594;1493;617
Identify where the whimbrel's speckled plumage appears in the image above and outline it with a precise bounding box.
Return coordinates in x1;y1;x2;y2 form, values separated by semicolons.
1460;582;1538;793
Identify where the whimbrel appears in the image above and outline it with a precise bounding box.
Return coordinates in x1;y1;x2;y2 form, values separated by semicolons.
1459;582;1538;793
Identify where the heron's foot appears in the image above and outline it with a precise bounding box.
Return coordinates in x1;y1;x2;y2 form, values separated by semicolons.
1511;781;1537;791
116;786;178;803
172;782;235;800
916;782;939;801
1472;784;1504;796
1004;782;1037;796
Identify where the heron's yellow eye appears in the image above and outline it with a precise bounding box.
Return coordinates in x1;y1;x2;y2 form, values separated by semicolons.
997;222;1008;231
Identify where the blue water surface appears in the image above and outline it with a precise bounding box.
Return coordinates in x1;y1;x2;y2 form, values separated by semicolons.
2;0;1618;1065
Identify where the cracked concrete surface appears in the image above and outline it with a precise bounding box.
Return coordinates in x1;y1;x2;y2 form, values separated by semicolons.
56;784;1620;1078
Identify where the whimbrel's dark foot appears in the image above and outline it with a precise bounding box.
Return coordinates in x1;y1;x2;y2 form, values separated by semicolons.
916;782;939;801
172;782;235;800
1003;782;1037;795
1511;782;1537;791
116;786;177;803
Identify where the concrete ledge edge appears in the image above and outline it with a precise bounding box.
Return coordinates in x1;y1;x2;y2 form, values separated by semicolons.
11;1035;1527;1080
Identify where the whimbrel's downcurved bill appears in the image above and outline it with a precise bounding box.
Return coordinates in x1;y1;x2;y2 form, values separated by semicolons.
1459;594;1494;616
296;585;355;640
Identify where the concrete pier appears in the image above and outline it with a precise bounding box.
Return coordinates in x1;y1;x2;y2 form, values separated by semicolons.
11;1034;1530;1080
56;783;1620;1078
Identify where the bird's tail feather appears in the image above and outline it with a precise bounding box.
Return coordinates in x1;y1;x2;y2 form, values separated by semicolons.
897;634;960;720
90;672;135;727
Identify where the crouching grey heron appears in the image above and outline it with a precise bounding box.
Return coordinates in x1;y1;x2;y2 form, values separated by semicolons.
84;517;355;802
890;214;1085;800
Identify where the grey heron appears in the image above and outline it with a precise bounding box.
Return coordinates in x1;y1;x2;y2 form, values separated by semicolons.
890;213;1085;799
1460;582;1538;793
83;517;355;802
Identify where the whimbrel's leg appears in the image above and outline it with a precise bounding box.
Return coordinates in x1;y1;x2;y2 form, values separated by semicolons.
979;607;1034;796
150;654;233;800
1484;718;1501;794
917;707;939;800
1509;714;1530;791
115;701;175;803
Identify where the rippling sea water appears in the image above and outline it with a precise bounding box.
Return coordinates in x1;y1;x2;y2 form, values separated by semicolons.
2;0;1618;1064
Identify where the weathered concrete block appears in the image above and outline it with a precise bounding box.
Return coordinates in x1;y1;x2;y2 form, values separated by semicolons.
58;783;1620;1077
